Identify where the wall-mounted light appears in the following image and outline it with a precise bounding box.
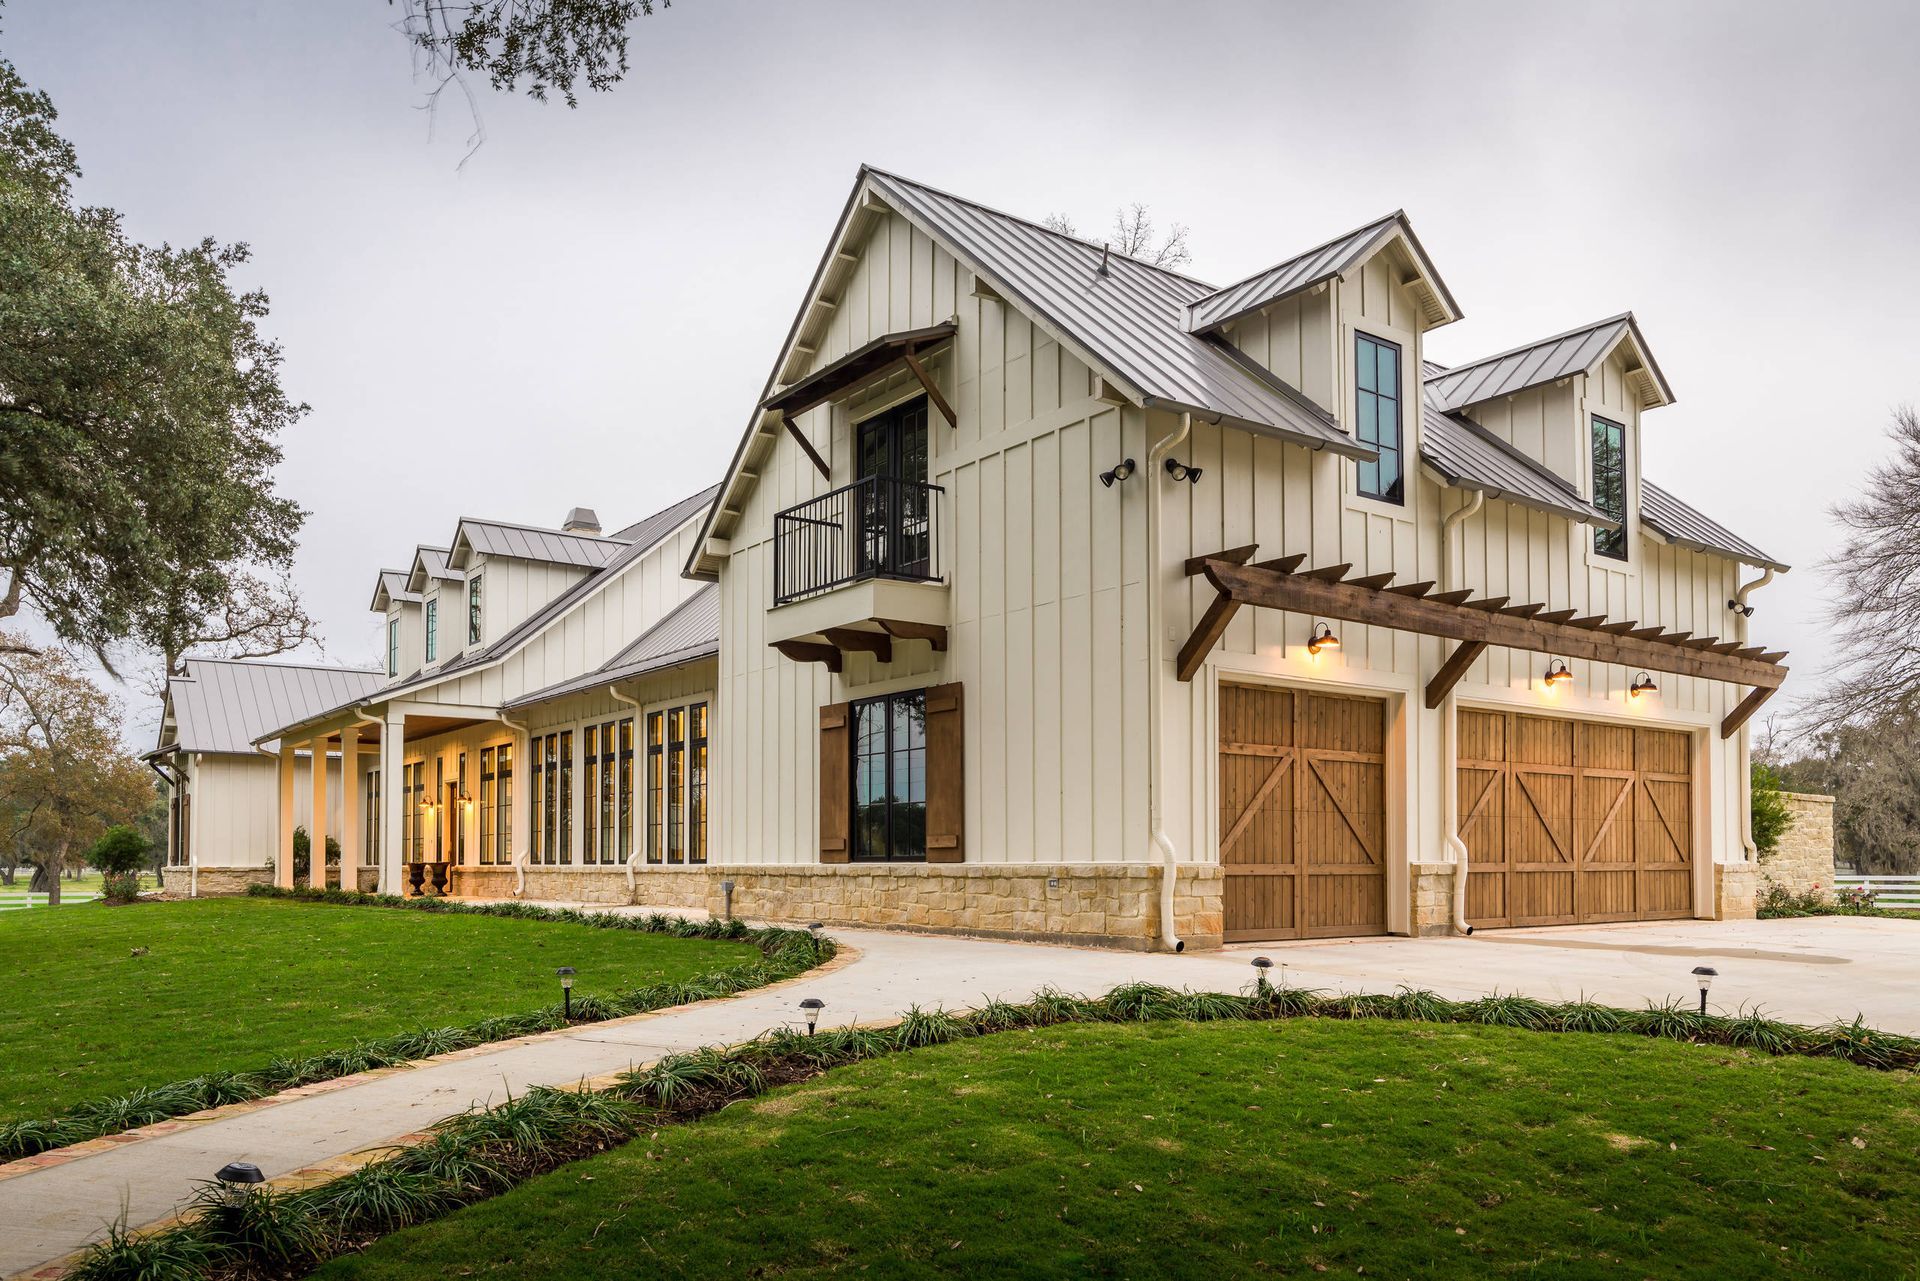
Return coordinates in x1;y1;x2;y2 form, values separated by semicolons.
1544;659;1573;687
1630;672;1658;698
1726;597;1755;619
1307;623;1340;656
1163;458;1204;484
1099;458;1136;488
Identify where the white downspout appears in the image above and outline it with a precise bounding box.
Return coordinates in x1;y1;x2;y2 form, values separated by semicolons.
1147;412;1193;953
610;687;645;895
499;709;531;897
1732;567;1776;863
1440;489;1484;936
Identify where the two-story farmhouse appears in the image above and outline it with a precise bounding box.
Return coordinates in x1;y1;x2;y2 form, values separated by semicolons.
679;167;1788;949
160;167;1788;952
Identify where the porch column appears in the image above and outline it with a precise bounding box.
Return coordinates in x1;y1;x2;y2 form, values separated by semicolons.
340;726;361;892
309;737;330;890
276;742;296;888
380;712;406;894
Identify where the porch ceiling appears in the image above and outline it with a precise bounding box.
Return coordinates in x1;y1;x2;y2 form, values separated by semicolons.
1180;546;1789;740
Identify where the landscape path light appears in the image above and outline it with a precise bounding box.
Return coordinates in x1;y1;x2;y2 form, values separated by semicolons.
1251;955;1274;996
556;966;576;1020
214;1161;264;1207
1691;965;1717;1016
799;996;825;1036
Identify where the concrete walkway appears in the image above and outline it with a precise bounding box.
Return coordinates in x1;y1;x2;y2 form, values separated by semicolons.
1;914;1913;1278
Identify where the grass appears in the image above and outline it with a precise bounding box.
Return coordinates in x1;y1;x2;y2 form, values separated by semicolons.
0;897;759;1121
318;1019;1920;1281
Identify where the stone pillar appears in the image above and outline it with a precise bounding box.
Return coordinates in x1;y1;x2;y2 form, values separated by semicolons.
380;712;406;895
308;738;329;890
276;742;296;888
340;726;361;890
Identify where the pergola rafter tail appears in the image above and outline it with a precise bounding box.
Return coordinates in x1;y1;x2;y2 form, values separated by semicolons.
1178;549;1788;740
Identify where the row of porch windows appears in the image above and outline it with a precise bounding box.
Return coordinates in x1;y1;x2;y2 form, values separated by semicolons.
364;704;707;869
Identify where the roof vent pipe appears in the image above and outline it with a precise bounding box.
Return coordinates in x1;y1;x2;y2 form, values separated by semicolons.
562;508;602;536
1097;243;1111;278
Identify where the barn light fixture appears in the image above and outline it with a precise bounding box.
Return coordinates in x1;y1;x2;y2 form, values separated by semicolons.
1250;955;1274;996
1099;458;1137;488
1163;457;1204;484
1630;672;1658;698
1691;965;1717;1015
1544;659;1573;687
799;996;825;1036
556;966;576;1020
1307;623;1340;656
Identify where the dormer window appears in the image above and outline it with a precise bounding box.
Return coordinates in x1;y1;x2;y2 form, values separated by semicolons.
425;598;439;662
387;617;399;677
1592;415;1627;560
468;574;483;646
1355;333;1404;505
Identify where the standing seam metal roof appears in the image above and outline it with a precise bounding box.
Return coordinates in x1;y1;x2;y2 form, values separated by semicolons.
864;168;1372;459
452;520;627;569
1426;314;1671;413
1641;480;1788;572
503;584;719;709
160;659;385;755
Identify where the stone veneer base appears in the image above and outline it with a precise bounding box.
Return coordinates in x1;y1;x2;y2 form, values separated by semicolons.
449;863;1224;951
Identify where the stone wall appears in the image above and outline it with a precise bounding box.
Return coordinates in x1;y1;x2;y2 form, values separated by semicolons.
175;866;273;897
453;862;1224;951
1759;792;1836;898
1410;862;1457;936
1715;862;1758;920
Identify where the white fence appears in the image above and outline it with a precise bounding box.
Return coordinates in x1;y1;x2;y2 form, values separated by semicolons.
1836;875;1920;910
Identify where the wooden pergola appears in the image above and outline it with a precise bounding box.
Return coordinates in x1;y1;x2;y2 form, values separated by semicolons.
1180;547;1788;739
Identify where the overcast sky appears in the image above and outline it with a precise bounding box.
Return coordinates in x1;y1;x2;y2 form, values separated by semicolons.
9;0;1918;746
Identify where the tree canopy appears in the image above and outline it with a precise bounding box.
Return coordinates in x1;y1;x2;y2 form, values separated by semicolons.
393;0;668;107
0;49;308;670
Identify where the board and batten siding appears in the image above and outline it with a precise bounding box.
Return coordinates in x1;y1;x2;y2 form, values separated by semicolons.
714;208;1158;868
183;752;344;869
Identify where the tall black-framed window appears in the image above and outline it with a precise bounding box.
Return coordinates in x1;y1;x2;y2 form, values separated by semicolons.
666;709;685;864
479;747;497;864
424;599;439;663
855;397;932;580
496;743;513;863
434;757;445;860
468;575;483;645
616;718;634;863
645;711;664;864
1592;415;1628;560
1354;332;1404;504
455;752;468;864
851;689;927;862
365;768;381;867
582;725;599;865
688;703;708;865
387;618;399;677
557;730;574;865
597;719;617;865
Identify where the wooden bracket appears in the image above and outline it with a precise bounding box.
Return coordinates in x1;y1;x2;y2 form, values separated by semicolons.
878;619;948;652
825;628;891;663
1720;684;1778;740
1185;544;1257;577
1176;589;1242;682
902;347;958;429
782;414;832;481
1424;640;1489;709
772;639;842;673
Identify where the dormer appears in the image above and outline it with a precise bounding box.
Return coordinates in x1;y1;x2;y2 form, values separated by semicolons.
445;514;628;649
368;569;422;679
1427;313;1674;569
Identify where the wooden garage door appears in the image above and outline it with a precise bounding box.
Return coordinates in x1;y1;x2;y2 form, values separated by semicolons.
1457;709;1693;928
1219;685;1387;942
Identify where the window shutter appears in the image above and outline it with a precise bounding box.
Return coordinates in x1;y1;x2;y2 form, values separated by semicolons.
819;701;851;863
924;682;964;862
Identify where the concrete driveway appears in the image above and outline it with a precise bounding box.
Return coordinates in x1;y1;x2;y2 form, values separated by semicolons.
1;913;1911;1279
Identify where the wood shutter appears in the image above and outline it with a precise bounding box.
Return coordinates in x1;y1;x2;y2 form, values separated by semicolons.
819;701;851;863
924;682;964;862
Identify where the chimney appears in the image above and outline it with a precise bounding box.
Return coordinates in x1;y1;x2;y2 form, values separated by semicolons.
562;507;601;536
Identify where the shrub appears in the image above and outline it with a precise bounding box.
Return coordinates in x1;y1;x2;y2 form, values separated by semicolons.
1750;762;1794;856
89;825;151;903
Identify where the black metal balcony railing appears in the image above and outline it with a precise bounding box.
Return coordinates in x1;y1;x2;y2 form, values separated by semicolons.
773;475;943;606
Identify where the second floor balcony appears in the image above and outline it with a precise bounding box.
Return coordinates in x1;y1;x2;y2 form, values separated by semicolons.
773;475;944;607
766;475;949;670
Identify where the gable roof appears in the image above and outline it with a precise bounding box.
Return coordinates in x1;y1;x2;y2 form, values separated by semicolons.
448;519;627;571
1186;210;1461;335
1641;480;1789;572
158;658;384;756
371;484;722;701
504;584;719;710
369;569;418;611
1426;313;1674;413
690;166;1391;579
1419;396;1615;528
406;545;461;593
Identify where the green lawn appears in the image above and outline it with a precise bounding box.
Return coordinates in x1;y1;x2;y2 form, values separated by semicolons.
322;1020;1920;1280
0;898;758;1119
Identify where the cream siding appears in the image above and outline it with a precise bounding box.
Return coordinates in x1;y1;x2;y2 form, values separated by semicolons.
179;752;344;871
